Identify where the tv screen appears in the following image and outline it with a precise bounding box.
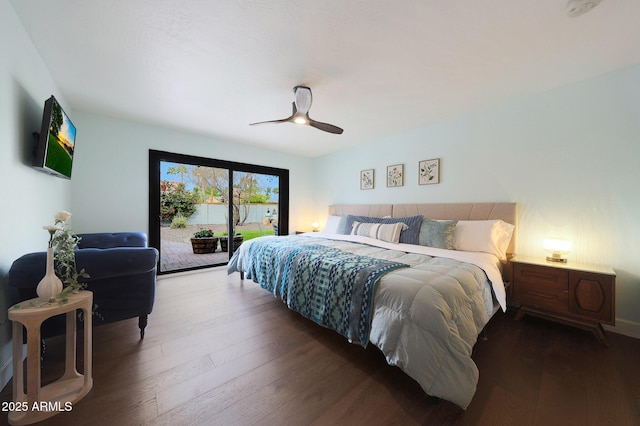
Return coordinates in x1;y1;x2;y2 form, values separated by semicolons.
33;95;77;179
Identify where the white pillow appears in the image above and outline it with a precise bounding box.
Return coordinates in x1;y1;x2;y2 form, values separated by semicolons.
323;215;342;233
351;221;408;243
453;220;514;260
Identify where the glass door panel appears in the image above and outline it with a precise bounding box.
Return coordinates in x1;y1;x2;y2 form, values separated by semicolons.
232;171;280;242
159;161;229;273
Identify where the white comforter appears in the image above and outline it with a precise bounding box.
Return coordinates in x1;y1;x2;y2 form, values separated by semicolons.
228;232;506;409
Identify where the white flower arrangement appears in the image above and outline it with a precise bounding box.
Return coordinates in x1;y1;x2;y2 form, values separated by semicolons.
55;211;72;222
43;211;89;301
43;224;63;248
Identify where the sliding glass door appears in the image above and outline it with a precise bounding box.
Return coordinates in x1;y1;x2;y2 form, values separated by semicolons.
149;150;289;274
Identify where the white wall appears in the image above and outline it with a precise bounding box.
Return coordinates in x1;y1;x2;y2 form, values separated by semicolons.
69;111;315;235
314;65;640;330
0;0;73;382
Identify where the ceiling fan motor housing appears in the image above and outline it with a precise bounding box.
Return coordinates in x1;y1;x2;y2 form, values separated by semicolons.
294;86;312;114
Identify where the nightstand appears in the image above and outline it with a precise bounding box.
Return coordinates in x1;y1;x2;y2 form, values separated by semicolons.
8;291;93;425
510;255;615;346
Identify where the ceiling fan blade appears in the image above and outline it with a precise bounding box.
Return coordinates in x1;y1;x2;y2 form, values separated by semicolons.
249;117;293;126
308;118;344;134
250;102;298;126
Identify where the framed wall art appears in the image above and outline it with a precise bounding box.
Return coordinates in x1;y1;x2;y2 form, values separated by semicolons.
360;169;374;190
419;158;440;185
386;164;404;187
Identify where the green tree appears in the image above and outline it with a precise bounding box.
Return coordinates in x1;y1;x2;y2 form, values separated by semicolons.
166;164;189;183
160;182;198;222
249;193;269;203
232;173;259;226
191;166;227;203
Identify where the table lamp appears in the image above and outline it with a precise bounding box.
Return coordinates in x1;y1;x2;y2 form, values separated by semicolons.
544;238;571;263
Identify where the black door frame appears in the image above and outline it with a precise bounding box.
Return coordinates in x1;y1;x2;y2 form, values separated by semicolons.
149;149;290;274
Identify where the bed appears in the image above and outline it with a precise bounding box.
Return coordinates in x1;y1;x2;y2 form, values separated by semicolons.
227;202;517;409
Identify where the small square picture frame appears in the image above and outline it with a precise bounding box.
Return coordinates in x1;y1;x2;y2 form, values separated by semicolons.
360;169;374;190
419;158;440;185
386;164;404;187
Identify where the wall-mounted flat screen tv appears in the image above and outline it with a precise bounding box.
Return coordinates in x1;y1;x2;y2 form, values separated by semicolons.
33;95;77;179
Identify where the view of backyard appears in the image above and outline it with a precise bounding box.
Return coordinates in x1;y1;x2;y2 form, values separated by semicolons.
159;161;279;272
160;221;276;272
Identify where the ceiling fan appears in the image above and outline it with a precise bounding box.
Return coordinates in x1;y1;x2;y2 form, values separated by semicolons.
250;86;343;134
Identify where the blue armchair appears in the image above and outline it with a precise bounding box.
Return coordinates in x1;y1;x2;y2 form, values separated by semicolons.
8;232;158;339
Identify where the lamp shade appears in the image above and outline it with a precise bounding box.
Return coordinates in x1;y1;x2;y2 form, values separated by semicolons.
543;238;571;262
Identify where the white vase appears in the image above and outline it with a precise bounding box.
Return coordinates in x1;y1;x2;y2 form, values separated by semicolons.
36;247;63;300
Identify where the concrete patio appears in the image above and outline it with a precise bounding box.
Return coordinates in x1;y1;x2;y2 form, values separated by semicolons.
160;239;231;272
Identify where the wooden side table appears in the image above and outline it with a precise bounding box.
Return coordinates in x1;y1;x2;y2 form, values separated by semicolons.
510;256;615;346
7;291;93;425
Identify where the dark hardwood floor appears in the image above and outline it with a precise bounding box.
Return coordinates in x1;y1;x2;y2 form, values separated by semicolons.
2;268;639;426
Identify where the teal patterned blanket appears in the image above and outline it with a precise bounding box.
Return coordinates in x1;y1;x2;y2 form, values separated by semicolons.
244;238;408;346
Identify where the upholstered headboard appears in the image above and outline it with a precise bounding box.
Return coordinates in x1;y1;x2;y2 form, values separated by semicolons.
329;204;392;218
329;202;518;256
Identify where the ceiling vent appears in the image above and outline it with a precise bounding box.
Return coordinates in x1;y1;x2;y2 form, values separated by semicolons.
567;0;602;17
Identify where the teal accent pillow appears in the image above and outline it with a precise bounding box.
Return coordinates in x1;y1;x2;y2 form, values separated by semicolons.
419;219;458;249
336;215;348;234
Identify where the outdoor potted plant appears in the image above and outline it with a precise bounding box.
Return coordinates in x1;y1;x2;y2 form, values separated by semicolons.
219;232;244;252
190;229;218;254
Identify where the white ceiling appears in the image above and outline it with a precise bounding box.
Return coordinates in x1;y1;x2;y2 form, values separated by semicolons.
9;0;640;157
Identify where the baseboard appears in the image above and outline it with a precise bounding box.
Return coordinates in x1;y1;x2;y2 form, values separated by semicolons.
604;318;640;340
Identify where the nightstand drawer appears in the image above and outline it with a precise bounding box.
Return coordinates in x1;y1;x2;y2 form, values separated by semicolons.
513;263;568;287
513;281;568;312
513;264;569;312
